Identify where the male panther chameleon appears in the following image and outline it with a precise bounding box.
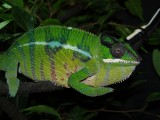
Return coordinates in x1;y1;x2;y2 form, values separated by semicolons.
1;7;160;97
0;25;140;97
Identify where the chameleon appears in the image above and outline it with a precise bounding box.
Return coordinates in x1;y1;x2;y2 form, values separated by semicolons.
0;25;140;97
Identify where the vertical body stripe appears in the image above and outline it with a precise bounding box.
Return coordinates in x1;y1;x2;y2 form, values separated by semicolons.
105;64;110;84
40;60;45;80
28;31;37;80
44;28;57;83
50;55;57;82
16;44;28;75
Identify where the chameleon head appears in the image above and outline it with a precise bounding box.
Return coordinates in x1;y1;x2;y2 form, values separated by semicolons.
92;34;141;86
100;34;141;85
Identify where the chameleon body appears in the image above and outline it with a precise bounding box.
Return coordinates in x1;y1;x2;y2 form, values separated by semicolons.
0;26;140;97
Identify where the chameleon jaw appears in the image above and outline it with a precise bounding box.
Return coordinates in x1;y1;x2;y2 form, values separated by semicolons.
103;58;140;65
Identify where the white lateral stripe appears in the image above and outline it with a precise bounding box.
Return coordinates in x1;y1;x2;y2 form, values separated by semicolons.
19;41;92;58
103;59;126;63
62;44;92;58
103;58;139;64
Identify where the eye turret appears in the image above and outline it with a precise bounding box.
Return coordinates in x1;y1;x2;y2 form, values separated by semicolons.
100;33;141;64
100;34;126;58
111;43;126;58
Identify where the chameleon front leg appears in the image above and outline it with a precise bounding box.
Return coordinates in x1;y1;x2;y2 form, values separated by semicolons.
68;68;113;97
5;60;20;97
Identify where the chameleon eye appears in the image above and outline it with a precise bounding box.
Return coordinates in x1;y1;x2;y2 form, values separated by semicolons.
111;43;126;58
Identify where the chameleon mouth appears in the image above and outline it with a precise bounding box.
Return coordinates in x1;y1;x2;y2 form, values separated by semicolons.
103;59;140;65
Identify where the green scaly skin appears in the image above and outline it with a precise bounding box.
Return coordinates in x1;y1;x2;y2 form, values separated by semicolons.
0;25;140;97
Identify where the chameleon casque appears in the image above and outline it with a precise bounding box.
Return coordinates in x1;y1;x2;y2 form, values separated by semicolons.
0;25;140;97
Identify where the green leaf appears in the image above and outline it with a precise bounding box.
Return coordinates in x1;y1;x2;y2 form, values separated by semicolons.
12;5;35;31
0;14;13;21
153;49;160;77
22;105;61;119
97;10;115;26
51;0;66;14
41;18;61;26
148;28;160;45
2;3;12;9
3;0;24;8
129;80;146;88
125;0;143;20
97;10;115;31
12;0;24;8
0;19;12;30
0;33;22;42
147;92;160;102
114;25;132;38
68;106;97;120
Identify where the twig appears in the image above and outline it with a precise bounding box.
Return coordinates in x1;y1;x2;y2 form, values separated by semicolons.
89;105;160;119
108;22;137;29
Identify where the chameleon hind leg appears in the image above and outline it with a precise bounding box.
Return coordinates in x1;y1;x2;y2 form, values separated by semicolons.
5;59;20;97
68;68;113;97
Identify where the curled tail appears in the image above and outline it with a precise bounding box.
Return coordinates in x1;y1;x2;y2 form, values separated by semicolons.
0;53;6;71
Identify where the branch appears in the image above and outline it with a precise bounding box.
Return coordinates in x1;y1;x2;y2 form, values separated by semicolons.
0;80;63;96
